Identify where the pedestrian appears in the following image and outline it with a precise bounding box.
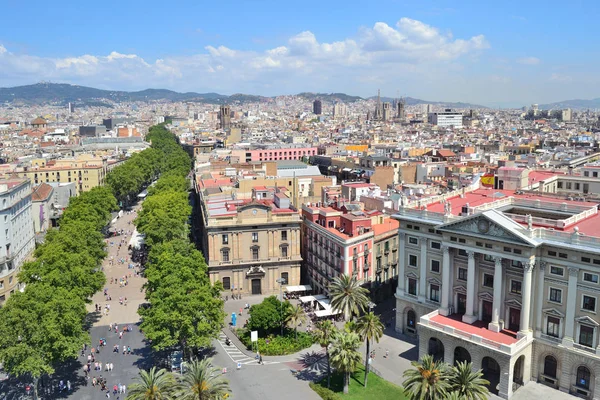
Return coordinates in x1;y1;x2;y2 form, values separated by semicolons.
109;323;113;331
92;377;97;387
99;362;103;371
119;332;123;339
127;345;132;354
122;384;126;395
67;380;71;391
118;384;122;394
259;355;263;365
123;345;127;354
385;349;389;358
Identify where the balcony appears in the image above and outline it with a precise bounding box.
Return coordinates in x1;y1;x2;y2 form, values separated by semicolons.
573;343;596;354
419;311;531;356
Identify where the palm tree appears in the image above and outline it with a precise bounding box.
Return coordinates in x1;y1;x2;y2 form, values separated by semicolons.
329;274;370;321
313;320;338;389
356;312;384;388
126;366;177;400
285;304;306;340
447;361;489;400
402;354;449;400
177;358;231;400
329;331;362;394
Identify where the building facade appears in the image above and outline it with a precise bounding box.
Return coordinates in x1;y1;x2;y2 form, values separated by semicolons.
219;105;231;130
199;190;301;296
393;190;600;399
230;146;317;163
313;100;322;115
301;202;398;296
16;155;111;194
428;110;464;128
0;179;35;303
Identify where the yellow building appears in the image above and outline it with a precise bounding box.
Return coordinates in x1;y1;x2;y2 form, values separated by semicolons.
16;154;115;194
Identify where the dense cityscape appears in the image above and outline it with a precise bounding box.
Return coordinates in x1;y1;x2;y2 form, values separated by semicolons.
2;2;600;400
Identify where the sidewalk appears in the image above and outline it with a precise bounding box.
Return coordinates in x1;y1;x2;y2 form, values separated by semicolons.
87;202;146;325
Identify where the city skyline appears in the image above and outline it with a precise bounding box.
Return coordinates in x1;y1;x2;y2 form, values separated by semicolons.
1;0;599;107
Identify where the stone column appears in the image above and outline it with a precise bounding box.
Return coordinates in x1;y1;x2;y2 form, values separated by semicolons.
440;245;451;316
462;251;477;324
489;256;503;332
562;267;579;347
395;232;406;295
518;259;535;339
418;238;428;302
535;261;547;337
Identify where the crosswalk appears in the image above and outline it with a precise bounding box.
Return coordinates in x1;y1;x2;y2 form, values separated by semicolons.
217;333;279;366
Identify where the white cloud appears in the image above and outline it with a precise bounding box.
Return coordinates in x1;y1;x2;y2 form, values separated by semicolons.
549;73;572;83
517;57;540;65
0;19;489;95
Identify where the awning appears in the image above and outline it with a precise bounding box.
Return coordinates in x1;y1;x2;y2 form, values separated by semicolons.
285;285;312;293
315;308;341;317
299;294;328;303
342;168;352;172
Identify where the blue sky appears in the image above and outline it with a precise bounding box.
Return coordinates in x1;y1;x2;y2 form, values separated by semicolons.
0;0;598;106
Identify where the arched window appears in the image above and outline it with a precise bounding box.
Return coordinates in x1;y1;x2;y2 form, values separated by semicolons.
544;356;557;378
577;366;591;390
407;310;416;328
281;272;289;284
222;277;231;290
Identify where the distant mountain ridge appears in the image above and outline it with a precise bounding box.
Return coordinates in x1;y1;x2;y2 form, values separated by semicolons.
539;98;600;110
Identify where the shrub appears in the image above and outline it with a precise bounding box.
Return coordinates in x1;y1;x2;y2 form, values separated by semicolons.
309;382;342;400
237;328;315;355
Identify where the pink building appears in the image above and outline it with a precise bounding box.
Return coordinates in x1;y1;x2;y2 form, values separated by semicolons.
231;147;318;162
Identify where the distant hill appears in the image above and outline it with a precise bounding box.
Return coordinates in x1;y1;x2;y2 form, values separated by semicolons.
295;92;363;103
539;98;600;110
371;96;487;109
0;82;487;108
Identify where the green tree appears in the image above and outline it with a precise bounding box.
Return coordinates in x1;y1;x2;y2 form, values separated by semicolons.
246;296;291;336
313;320;338;389
177;358;231;400
402;354;449;400
329;274;370;321
447;361;489;400
0;285;88;400
285;304;306;340
148;175;189;196
329;331;362;394
356;312;384;388
126;366;178;400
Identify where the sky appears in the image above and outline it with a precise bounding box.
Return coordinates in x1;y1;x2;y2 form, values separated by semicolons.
0;0;598;107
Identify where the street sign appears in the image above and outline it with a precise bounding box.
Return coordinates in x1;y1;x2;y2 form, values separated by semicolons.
251;331;258;342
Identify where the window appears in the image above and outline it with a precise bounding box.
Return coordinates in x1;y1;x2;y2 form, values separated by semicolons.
549;288;562;303
584;273;599;284
476;241;483;247
281;246;288;258
582;257;591;263
252;247;260;260
510;280;522;294
458;268;467;281
582;295;596;312
577;366;591;389
409;255;418;267
511;260;521;268
430;241;441;250
585;171;590;177
458;238;466;244
221;249;230;262
559;253;568;259
483;273;494;288
222;234;229;245
557;182;563;189
281;272;289;284
281;231;287;241
483;254;494;262
431;260;440;273
430;284;440;302
222;277;231;290
252;232;259;242
579;325;594;348
408;236;418;245
458;249;467;257
513;249;522;255
550;266;564;276
547;316;560;338
408;278;417;296
548;251;557;257
485;243;493;249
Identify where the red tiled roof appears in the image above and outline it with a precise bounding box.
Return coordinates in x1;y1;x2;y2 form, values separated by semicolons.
430;314;518;345
31;183;53;202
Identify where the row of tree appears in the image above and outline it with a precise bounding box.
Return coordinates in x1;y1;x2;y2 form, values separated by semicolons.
0;124;184;399
135;126;226;360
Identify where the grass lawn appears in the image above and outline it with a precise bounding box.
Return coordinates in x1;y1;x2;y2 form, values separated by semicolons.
312;365;408;400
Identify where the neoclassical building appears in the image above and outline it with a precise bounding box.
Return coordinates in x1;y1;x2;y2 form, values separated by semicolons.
393;188;600;399
198;188;301;296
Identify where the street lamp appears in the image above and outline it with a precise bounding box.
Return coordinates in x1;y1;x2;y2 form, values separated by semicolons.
276;278;287;336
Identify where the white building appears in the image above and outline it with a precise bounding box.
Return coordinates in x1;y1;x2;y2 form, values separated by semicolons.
394;188;600;399
0;178;35;303
428;110;464;128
